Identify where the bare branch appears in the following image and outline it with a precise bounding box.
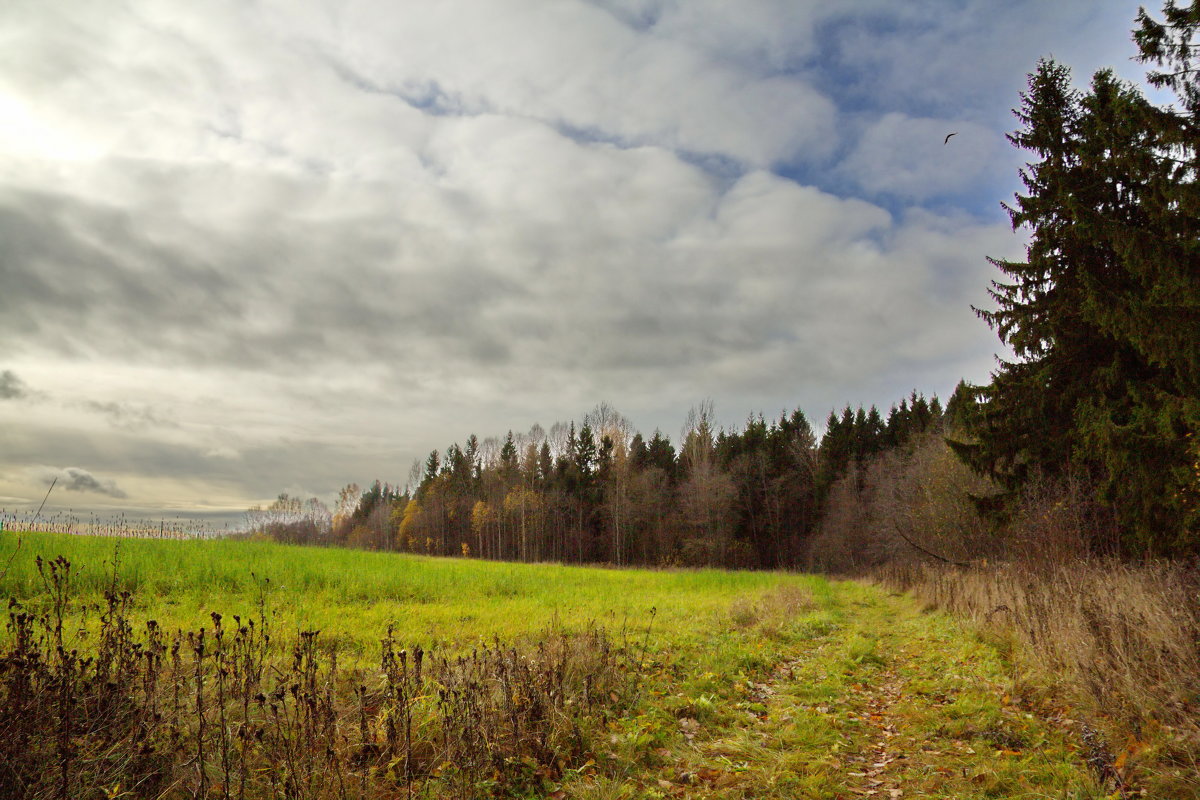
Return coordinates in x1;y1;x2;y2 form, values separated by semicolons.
891;521;973;568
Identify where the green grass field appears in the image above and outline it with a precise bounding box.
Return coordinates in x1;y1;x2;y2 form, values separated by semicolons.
0;532;804;658
0;531;1107;799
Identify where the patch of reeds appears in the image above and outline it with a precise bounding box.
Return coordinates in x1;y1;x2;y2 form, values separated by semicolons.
0;555;639;799
1;510;220;540
877;558;1200;796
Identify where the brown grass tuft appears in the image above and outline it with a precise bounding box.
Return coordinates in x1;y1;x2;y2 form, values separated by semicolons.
877;558;1200;796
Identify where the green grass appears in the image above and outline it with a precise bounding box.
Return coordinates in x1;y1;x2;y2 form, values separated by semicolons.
0;531;1109;799
0;531;804;658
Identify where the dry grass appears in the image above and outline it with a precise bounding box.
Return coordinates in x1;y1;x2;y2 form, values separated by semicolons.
877;558;1200;797
728;584;818;634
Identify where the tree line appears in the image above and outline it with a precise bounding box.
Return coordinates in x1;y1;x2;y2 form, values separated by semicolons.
247;393;949;569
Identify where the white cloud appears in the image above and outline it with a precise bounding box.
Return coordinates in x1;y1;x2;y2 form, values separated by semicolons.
633;0;822;71
284;0;838;168
841;114;1006;200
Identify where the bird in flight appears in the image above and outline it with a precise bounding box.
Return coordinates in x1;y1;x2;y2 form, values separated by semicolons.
944;132;958;144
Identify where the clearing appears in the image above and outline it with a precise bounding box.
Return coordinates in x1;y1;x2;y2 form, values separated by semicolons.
0;532;1105;798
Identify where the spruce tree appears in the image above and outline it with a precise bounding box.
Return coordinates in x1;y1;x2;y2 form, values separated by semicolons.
973;59;1111;489
645;430;678;479
972;5;1199;552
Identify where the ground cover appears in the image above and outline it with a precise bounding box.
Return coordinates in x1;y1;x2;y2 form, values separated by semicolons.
0;532;1107;798
0;532;789;659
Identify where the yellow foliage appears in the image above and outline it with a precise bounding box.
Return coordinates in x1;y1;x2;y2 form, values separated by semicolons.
502;487;544;515
471;500;495;534
398;498;421;541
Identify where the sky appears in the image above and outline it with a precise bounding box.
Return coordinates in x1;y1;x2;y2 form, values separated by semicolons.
0;0;1160;524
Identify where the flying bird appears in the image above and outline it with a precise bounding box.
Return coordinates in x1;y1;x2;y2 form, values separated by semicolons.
944;132;958;144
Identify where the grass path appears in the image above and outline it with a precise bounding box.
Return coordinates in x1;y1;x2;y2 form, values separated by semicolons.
586;584;1106;800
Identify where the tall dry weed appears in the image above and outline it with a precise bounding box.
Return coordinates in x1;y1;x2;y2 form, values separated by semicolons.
879;558;1200;795
0;555;641;799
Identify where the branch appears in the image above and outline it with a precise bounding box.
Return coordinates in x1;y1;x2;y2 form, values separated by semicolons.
35;477;57;520
891;522;973;568
0;534;21;584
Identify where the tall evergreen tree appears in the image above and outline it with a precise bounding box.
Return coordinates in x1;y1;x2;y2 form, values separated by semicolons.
499;431;518;478
972;60;1104;489
645;430;678;479
972;6;1199;552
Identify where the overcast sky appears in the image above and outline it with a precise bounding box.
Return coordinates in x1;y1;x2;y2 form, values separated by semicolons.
0;0;1156;523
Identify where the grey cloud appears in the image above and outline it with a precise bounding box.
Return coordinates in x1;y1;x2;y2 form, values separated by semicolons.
0;187;244;359
0;370;28;399
0;156;1010;437
41;467;128;499
0;185;492;373
0;142;703;382
80;400;177;431
19;432;236;486
5;420;377;503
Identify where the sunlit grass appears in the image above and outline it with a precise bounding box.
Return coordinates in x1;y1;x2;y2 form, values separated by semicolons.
0;531;810;658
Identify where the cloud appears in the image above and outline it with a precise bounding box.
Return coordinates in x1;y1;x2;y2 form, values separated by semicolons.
37;466;128;499
619;0;823;71
0;369;28;399
0;0;1140;516
4;415;369;503
810;1;1148;122
840;114;1007;201
80;400;177;431
305;0;837;168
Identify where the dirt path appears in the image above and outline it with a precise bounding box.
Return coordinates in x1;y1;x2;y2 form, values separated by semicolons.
843;667;906;798
625;587;1108;800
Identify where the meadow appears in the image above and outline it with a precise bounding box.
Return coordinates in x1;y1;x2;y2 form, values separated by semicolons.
0;532;797;659
0;531;1110;799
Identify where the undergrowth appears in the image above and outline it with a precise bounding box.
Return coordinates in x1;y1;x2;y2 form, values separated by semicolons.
0;555;642;800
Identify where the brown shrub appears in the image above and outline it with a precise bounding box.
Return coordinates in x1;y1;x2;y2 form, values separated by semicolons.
808;432;999;573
